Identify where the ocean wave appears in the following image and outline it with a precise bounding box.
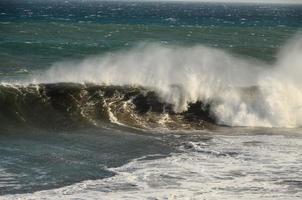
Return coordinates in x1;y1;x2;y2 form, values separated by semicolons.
0;83;216;131
3;35;302;129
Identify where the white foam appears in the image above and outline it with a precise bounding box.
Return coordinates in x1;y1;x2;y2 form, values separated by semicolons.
3;134;302;200
20;35;302;128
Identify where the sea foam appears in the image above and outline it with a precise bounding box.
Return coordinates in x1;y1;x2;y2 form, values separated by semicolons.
28;35;302;128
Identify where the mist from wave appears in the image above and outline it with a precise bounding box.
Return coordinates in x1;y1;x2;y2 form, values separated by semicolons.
7;35;302;128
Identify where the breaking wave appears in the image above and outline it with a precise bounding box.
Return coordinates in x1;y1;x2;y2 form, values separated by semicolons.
0;83;216;131
3;35;302;129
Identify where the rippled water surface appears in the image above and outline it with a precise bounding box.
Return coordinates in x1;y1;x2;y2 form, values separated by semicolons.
1;1;302;199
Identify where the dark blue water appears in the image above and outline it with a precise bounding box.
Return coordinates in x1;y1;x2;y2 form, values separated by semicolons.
1;0;302;27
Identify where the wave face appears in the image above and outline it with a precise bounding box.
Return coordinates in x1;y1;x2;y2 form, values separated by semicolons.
0;83;216;131
6;35;302;128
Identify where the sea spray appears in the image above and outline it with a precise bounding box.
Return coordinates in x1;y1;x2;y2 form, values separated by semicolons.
11;36;302;128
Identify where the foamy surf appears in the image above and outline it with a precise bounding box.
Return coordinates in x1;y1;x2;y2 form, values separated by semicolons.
3;133;302;200
9;35;301;128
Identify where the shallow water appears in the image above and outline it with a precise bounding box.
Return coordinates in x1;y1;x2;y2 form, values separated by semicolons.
2;128;302;199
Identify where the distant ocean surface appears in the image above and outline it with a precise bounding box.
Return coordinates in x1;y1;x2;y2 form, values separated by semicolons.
1;1;302;199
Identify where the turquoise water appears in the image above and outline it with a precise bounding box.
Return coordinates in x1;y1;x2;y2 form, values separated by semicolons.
1;1;301;79
1;1;302;199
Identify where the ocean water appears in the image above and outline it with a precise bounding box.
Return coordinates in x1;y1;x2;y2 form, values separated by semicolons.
1;0;302;199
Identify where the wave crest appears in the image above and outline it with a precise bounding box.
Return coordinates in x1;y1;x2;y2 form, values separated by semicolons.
8;35;302;128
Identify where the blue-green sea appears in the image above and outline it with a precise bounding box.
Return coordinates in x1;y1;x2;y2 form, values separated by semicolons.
1;1;302;199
